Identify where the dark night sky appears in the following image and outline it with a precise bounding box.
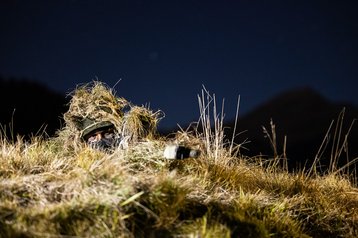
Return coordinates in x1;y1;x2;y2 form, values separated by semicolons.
1;0;357;129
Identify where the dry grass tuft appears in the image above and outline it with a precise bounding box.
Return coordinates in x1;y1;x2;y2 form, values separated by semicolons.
0;84;357;237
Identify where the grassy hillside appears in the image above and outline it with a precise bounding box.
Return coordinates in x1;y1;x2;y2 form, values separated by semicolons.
0;92;357;238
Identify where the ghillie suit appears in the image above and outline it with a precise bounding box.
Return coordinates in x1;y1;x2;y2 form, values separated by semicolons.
59;81;162;151
58;81;201;159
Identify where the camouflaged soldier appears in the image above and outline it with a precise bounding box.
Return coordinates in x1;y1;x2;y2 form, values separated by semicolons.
62;82;200;159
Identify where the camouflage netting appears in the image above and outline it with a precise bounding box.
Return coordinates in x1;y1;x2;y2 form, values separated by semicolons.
59;81;163;148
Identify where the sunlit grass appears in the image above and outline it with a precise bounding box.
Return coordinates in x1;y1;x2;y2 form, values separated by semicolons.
0;89;357;238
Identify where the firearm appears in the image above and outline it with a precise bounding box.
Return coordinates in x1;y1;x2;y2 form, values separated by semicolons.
163;145;201;160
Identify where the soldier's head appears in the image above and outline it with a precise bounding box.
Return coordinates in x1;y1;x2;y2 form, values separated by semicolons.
80;119;120;152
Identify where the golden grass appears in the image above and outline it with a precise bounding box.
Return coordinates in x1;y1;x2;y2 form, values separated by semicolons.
0;86;357;238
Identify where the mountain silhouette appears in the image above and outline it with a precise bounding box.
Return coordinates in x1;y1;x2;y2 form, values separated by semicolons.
0;77;68;139
226;87;358;172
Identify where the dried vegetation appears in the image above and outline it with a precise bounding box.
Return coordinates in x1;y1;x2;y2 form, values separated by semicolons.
0;83;357;237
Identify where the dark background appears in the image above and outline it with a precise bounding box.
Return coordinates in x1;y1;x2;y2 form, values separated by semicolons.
1;0;357;170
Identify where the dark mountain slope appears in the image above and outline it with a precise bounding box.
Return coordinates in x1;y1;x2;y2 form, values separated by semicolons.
226;87;358;171
0;77;68;138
